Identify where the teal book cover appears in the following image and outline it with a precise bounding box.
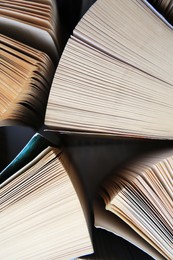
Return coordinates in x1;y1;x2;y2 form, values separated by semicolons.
1;133;49;184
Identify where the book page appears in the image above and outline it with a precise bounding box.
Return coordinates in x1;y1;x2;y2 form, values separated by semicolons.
94;198;164;260
100;149;173;259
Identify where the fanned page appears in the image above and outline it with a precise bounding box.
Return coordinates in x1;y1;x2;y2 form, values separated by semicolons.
99;149;173;259
0;35;55;128
45;0;173;139
0;145;93;259
94;198;163;260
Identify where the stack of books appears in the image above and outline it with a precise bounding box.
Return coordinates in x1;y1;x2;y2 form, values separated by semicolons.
1;0;173;259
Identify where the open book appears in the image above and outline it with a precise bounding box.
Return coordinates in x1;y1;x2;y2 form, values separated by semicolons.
45;0;173;139
0;0;60;128
95;148;173;259
1;35;55;128
0;133;93;259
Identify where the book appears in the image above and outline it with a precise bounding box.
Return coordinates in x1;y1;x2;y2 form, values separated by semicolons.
1;35;55;128
0;0;60;129
95;148;173;259
0;133;93;259
45;0;173;139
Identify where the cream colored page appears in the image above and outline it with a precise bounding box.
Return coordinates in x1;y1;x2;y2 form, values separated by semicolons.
94;199;164;260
